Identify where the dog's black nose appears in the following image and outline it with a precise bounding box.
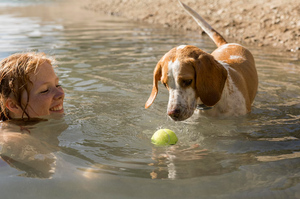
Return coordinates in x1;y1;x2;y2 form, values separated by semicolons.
168;109;181;120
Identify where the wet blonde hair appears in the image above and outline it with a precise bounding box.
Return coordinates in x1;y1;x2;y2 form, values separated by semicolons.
0;52;53;121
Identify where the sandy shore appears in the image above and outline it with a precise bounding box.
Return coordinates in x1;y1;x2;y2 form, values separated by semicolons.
84;0;299;53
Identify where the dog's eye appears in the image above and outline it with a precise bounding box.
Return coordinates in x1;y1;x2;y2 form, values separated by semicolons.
182;79;192;87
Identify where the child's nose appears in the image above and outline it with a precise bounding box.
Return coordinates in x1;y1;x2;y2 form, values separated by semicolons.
54;87;65;100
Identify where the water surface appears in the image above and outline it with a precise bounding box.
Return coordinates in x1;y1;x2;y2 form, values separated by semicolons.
0;1;300;198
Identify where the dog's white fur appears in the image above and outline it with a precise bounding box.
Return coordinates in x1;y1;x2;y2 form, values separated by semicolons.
167;57;197;120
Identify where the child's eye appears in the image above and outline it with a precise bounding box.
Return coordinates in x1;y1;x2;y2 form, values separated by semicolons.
56;84;62;88
40;89;49;94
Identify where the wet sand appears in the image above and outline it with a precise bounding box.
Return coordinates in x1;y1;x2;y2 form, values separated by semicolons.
84;0;299;53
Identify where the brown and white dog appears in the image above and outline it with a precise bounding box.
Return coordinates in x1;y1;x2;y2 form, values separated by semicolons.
145;1;258;121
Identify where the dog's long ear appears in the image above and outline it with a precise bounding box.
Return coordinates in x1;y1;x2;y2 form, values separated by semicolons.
145;61;162;109
194;53;227;106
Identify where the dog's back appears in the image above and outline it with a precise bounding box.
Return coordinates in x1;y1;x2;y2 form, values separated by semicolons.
212;44;258;109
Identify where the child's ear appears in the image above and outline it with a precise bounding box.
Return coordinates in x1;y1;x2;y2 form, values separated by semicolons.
5;98;23;117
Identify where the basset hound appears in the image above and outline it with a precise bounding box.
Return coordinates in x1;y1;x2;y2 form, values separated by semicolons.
145;0;258;121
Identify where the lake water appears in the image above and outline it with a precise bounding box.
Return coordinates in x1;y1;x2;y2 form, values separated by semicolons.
0;1;299;198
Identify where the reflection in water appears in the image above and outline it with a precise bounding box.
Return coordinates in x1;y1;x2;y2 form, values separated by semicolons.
0;0;299;198
0;119;68;178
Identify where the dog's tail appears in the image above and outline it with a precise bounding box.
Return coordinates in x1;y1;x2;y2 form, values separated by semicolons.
178;0;227;47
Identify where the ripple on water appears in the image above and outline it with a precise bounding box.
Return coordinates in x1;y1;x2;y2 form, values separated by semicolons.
0;1;300;198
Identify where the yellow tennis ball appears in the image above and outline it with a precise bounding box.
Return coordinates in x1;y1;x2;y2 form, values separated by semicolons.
151;129;178;146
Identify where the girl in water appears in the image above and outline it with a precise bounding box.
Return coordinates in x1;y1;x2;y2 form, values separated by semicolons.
0;52;66;178
0;52;65;121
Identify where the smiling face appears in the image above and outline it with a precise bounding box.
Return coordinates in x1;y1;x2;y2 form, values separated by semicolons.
21;62;65;118
9;61;65;119
1;52;65;121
